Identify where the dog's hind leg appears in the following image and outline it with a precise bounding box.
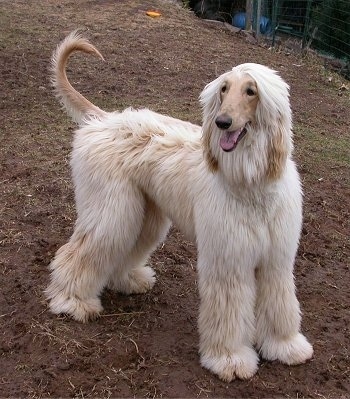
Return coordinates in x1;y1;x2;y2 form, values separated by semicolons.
45;181;147;322
108;196;171;295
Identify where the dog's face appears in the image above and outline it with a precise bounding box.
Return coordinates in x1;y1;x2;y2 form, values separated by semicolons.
200;63;292;179
215;74;259;152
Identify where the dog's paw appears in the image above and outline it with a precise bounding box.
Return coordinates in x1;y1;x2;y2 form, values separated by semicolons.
259;333;313;365
111;266;156;295
48;293;103;322
200;347;259;382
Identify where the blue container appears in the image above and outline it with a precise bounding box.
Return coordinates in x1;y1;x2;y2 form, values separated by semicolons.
232;12;246;29
232;12;271;34
259;16;271;34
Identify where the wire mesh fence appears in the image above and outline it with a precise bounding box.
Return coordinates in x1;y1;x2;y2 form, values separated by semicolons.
309;0;350;62
187;0;350;77
271;0;350;62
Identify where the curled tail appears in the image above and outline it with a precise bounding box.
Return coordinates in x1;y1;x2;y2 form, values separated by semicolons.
51;30;107;124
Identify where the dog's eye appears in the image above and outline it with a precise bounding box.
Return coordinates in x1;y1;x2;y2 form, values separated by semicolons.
246;88;256;96
221;85;227;93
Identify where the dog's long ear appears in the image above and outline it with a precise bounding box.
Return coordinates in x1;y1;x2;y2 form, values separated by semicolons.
199;74;229;172
202;117;219;173
244;64;292;181
267;118;289;180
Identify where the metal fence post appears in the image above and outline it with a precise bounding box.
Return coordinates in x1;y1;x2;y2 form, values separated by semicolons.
302;0;313;49
272;0;279;46
255;0;262;38
246;0;253;31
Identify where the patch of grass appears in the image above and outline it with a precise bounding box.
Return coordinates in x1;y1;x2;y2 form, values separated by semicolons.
298;125;349;164
295;124;349;183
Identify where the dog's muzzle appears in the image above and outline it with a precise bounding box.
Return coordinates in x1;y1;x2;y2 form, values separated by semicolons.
215;115;248;152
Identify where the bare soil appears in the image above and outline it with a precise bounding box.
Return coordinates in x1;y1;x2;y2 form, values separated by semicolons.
0;1;349;397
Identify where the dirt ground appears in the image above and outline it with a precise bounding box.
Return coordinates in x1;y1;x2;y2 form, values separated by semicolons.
0;0;349;397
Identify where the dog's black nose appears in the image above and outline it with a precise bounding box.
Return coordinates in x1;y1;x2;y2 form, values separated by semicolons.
215;115;232;130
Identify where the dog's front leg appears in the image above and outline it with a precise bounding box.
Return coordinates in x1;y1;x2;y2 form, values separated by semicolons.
255;240;314;366
197;251;259;382
254;189;313;367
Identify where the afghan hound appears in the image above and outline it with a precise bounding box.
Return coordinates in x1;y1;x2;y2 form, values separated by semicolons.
46;31;313;381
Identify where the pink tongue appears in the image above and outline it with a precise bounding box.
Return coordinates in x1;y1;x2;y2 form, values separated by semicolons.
220;128;243;151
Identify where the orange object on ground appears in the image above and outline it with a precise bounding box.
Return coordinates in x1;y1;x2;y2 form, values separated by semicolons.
146;10;161;18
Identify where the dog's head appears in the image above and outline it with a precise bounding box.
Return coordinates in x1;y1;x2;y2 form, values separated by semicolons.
200;63;292;181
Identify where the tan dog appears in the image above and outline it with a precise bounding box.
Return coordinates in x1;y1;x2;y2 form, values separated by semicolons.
46;31;313;382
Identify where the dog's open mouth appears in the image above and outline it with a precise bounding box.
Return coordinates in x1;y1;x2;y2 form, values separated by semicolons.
219;126;247;152
220;125;247;152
